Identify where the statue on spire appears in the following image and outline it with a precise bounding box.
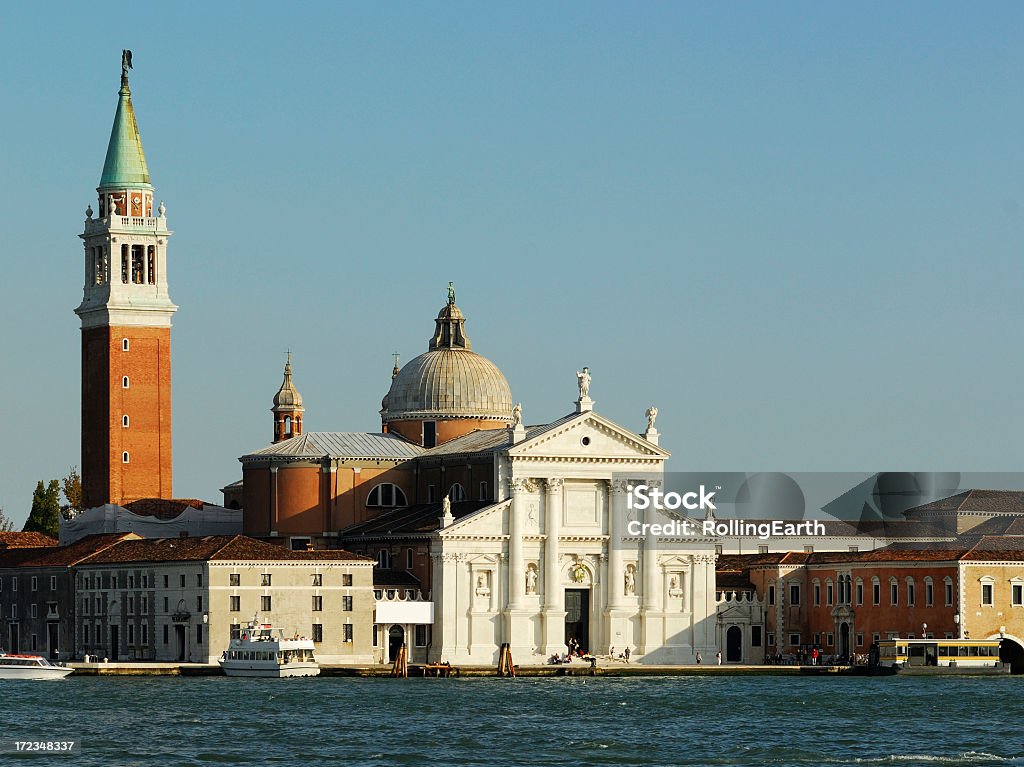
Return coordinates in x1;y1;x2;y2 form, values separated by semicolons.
121;49;133;77
448;281;456;305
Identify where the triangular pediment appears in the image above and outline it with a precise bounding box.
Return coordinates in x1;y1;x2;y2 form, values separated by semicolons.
509;412;669;460
439;500;511;538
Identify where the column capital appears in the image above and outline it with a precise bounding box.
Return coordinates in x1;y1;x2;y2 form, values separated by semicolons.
544;478;564;492
510;478;529;494
609;479;630;496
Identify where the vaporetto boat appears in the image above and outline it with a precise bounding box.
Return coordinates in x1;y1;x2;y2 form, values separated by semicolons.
218;621;320;678
0;653;75;680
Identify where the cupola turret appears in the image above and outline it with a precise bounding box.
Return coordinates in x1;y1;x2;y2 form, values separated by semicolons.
272;353;304;443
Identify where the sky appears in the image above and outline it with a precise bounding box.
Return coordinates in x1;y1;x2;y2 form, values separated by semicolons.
2;3;1024;527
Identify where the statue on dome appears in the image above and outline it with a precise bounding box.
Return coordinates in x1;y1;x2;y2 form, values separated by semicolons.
576;367;591;399
447;281;456;305
645;406;658;431
122;49;133;77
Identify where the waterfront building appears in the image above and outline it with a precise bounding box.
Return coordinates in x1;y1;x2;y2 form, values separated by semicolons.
0;533;137;658
718;495;1024;670
235;295;721;665
73;535;374;663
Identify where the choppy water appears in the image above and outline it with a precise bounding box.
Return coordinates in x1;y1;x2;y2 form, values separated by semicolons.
1;675;1021;766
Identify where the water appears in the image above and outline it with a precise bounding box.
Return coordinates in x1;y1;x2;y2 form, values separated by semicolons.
1;675;1021;766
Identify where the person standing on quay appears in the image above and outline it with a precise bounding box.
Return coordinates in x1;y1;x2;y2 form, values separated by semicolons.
716;651;722;665
695;651;702;664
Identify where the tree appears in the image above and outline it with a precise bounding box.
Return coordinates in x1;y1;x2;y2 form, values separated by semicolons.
23;479;61;538
0;507;13;532
61;466;83;519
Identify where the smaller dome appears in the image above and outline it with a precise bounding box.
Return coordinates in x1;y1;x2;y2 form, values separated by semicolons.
272;355;303;410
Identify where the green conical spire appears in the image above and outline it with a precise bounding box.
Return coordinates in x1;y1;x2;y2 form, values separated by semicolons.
98;65;151;190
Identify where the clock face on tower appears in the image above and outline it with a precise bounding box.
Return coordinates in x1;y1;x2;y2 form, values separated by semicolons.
131;193;142;216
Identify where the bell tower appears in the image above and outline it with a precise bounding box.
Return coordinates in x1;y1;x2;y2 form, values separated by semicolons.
76;52;177;509
272;353;304;443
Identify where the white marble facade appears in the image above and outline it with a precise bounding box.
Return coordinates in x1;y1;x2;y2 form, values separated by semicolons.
429;410;720;665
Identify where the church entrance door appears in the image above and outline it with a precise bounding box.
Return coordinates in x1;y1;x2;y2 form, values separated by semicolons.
564;589;590;653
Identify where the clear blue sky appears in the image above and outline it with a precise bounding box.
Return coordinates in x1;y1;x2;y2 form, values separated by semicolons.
2;3;1023;527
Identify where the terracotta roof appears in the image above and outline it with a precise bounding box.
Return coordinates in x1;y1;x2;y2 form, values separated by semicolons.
960;536;1024;561
0;533;137;569
907;490;1024;516
0;531;59;549
338;500;491;539
79;535;372;565
122;498;208;520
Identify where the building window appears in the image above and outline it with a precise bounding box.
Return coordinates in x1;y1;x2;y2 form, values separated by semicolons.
342;574;353;587
122;415;130;428
907;580;916;607
872;579;881;606
122;451;130;464
848;545;859;552
197;625;203;645
31;576;37;591
196;596;203;612
230;596;240;612
128;575;135;589
30;604;38;619
813;632;821;646
122;376;130;388
758;545;769;554
122;338;130;352
261;595;272;611
312;596;322;612
767;634;775;647
312;573;322;587
803;545;814;553
127;624;135;645
343;595;353;612
427;485;436;503
141;597;147;613
479;481;488;501
856;633;864;647
406;549;414;570
789;584;800;606
261;574;272;587
855;580;864;606
179;574;186;588
377;550;391;569
447;483;466;502
890;580;899;606
163;625;169;644
925;579;934;607
826;582;834;606
142;575;147;588
164;575;169;588
715;544;723;555
982;582;994;606
343;624;353;643
163;597;169;612
873;633;881;645
196;574;202;587
768;584;775;606
826;633;834;646
230;574;240;586
49;575;57;591
788;634;800;647
945;578;954;606
230;624;241;640
422;421;437;448
12;577;17;592
751;626;762;647
813;583;821;606
1013;583;1024;607
312;624;323;643
367;483;408;508
415;625;428;647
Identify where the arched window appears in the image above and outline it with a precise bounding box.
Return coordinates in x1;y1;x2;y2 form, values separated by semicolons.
943;576;954;607
889;577;899;606
923;576;934;607
122;415;129;428
122;451;130;464
366;483;408;508
377;549;391;569
871;576;881;605
122;376;130;389
448;483;466;502
855;577;864;606
122;338;130;352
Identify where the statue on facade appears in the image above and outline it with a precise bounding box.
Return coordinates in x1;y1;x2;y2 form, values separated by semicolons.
645;406;658;431
525;565;538;595
442;495;452;516
512;402;522;427
624;565;636;596
448;281;456;305
122;49;133;77
576;367;591;398
475;572;490;596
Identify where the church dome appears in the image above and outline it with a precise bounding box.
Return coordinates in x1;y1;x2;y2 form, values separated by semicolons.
382;290;513;424
272;355;303;409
